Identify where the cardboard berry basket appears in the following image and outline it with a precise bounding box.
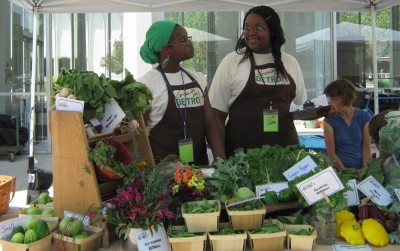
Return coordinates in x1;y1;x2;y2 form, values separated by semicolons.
182;199;220;233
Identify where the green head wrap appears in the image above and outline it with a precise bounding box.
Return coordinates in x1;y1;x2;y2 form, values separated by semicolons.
140;21;177;64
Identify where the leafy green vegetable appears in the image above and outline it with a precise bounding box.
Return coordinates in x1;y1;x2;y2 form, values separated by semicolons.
205;149;252;202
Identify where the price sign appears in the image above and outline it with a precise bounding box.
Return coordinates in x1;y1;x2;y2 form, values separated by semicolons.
283;155;317;181
344;179;360;207
357;176;393;206
255;182;288;198
296;167;344;205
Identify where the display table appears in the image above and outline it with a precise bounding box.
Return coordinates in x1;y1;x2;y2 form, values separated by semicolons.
99;238;400;251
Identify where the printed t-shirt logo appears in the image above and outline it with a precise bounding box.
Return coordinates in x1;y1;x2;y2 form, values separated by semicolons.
255;68;289;86
173;87;204;108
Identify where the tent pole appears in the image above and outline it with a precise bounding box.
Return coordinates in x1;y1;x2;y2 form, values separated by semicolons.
371;3;379;115
29;7;38;158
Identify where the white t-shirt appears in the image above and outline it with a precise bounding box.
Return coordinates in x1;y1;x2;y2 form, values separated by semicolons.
138;65;207;132
209;51;307;113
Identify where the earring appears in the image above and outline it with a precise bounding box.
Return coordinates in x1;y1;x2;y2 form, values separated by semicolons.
161;57;169;69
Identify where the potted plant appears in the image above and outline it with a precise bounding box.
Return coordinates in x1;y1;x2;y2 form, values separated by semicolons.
98;166;174;250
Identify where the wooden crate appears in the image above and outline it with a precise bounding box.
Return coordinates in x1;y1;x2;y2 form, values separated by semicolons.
247;219;286;251
52;225;103;251
182;200;220;233
168;227;206;251
208;229;246;251
49;110;154;248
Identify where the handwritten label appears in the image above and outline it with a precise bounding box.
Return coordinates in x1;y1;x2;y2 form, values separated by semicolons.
283;156;317;181
55;97;84;113
394;189;400;201
357;176;393;206
0;216;32;239
296;166;344;205
64;211;90;225
344;179;360;207
333;242;372;251
135;225;171;251
255;182;288;198
100;98;126;133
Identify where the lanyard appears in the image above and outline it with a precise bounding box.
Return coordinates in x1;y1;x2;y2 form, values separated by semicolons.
157;65;188;139
252;54;277;110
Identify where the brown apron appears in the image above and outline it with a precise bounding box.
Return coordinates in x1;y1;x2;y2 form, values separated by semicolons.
225;54;298;157
149;67;208;165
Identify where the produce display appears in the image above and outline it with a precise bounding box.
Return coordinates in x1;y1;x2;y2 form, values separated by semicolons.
46;69;400;250
53;68;152;121
8;218;50;244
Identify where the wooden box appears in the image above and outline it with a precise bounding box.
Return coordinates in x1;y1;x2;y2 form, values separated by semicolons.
52;225;103;251
208;224;246;251
247;219;286;251
225;200;265;230
285;224;317;251
182;200;220;233
168;225;206;251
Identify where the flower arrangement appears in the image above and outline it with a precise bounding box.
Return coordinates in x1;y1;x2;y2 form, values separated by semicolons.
166;162;209;218
88;167;174;239
170;162;207;198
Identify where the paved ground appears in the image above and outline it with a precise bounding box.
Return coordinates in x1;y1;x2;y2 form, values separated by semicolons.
0;153;53;208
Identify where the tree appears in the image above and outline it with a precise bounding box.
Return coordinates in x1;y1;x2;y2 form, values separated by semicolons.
165;12;208;74
101;37;123;75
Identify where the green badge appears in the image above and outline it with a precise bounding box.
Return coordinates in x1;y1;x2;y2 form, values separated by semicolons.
263;109;279;132
179;138;194;163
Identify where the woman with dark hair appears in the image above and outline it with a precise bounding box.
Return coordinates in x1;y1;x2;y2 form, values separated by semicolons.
323;79;372;170
209;5;307;157
138;21;225;165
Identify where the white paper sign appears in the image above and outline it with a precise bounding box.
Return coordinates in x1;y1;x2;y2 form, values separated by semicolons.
394;189;400;201
64;210;90;225
296;166;344;205
135;225;171;251
255;182;289;198
357;176;393;206
201;167;215;177
333;242;372;251
312;94;329;107
55;97;84;113
100;97;126;133
344;179;360;207
283;155;317;181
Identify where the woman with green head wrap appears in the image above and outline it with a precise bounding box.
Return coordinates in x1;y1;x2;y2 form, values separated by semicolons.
138;21;226;165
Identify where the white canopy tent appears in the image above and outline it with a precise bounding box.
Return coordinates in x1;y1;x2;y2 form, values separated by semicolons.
296;22;400;52
8;0;400;156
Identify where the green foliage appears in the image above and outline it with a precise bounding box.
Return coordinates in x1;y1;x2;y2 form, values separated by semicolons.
55;68;117;120
112;69;153;119
246;145;332;185
165;12;208;74
55;68;152;120
205;148;252;202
